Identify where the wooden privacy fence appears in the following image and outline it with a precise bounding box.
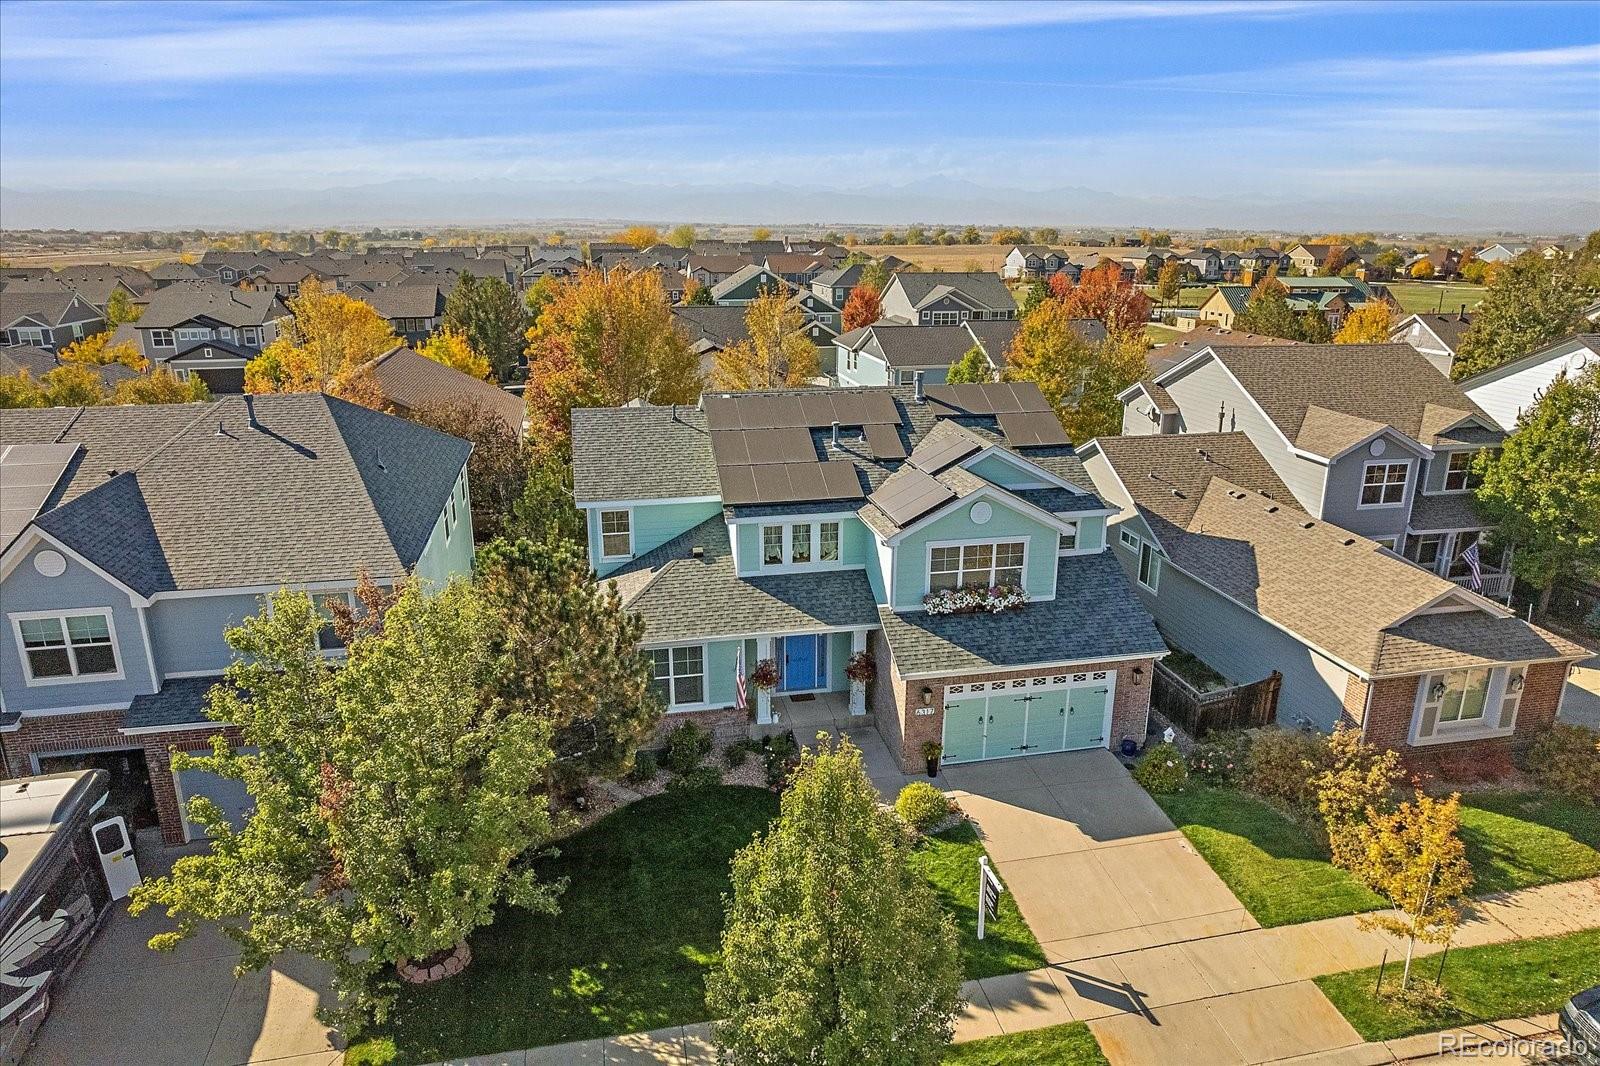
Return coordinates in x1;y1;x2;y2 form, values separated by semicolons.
1151;663;1281;738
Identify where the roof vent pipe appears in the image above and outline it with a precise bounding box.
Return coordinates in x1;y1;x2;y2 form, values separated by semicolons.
913;370;926;404
831;420;841;446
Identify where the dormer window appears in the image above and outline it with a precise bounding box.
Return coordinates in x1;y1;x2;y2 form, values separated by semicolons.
1360;461;1409;507
600;509;633;559
1443;451;1480;492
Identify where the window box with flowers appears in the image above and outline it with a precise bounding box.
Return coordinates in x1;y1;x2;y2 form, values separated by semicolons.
922;584;1027;616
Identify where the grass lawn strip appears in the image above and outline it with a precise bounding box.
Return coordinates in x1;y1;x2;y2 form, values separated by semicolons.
910;821;1048;980
943;1021;1109;1065
1154;786;1600;928
1314;929;1600;1041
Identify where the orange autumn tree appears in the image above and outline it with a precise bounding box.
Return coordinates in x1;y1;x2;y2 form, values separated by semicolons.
1062;261;1152;336
841;283;883;332
1047;271;1075;301
244;278;396;405
522;268;702;450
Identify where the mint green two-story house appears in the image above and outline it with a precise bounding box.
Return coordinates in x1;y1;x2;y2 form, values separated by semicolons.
571;380;1167;774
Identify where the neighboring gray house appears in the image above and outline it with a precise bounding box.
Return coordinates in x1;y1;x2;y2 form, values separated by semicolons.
1390;310;1475;376
0;344;139;389
671;305;751;377
1001;246;1075;280
0;291;105;351
1117;342;1510;595
132;284;290;366
0;394;476;844
878;272;1018;325
352;282;448;344
366;344;527;431
709;264;794;305
812;264;865;307
1080;431;1584;757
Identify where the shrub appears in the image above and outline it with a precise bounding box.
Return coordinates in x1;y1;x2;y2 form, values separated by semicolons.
762;732;800;790
895;781;954;832
1524;723;1600;803
723;740;754;769
1245;728;1331;818
1313;725;1404;868
1586;602;1600;638
1133;742;1188;793
665;765;722;793
663;721;713;776
1188;731;1251;786
626;750;658;785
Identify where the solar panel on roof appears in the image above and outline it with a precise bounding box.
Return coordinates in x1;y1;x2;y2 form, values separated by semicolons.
718;465;758;505
0;442;80;546
819;462;865;499
723;460;864;505
997;410;1072;447
869;467;956;527
743;428;816;464
908;430;981;474
862;422;908;460
709;430;750;466
798;393;837;427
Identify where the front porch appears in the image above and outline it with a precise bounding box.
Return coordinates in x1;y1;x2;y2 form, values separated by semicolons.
754;690;918;798
1402;528;1513;601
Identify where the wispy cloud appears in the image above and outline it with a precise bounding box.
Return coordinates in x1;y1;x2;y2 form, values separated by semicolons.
0;0;1314;83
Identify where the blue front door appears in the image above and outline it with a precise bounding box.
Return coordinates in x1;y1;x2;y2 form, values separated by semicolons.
780;635;825;692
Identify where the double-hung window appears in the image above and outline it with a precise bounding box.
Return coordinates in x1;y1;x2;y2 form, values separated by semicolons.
1360;462;1409;507
1058;521;1079;553
762;525;784;566
150;329;175;349
1443;451;1479;492
928;541;1025;593
819;521;841;563
599;510;632;559
760;521;842;569
16;612;119;682
791;524;812;564
647;646;705;708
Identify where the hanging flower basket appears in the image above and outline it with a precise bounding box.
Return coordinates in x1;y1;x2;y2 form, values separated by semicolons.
749;658;781;692
844;650;877;685
923;584;1027;616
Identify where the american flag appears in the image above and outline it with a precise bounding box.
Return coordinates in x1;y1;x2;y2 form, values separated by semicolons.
734;645;748;712
1460;540;1483;591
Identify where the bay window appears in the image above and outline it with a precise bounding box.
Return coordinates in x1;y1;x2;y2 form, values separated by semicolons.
1416;663;1527;741
928;540;1025;593
14;612;120;682
647;645;705;708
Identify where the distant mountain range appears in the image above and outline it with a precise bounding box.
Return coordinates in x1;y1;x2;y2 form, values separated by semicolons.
3;175;1592;234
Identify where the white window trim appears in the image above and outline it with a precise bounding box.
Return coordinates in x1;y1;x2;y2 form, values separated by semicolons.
149;328;175;348
9;608;125;687
1358;459;1411;510
1371;536;1399;552
1439;450;1478;495
598;507;634;560
1058;520;1079;554
923;537;1030;598
647;642;712;712
757;520;844;574
1137;541;1161;592
1409;663;1525;746
1118;526;1140;550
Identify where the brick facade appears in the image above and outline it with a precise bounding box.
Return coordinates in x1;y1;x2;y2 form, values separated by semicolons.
1347;659;1573;760
2;708;239;844
871;655;1158;774
646;706;749;750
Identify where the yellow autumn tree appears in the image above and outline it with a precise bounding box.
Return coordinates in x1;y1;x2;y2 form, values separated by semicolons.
613;225;662;250
1334;301;1395;344
244;279;397;401
59;331;148;372
711;289;819;390
111;369;211;405
1003;301;1146;443
415;328;491;380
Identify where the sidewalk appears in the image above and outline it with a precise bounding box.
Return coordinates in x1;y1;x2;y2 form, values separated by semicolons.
1267;1013;1560;1065
450;876;1600;1066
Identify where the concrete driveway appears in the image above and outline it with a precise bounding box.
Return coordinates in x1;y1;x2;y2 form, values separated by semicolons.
24;842;341;1066
944;749;1256;961
1562;654;1600;730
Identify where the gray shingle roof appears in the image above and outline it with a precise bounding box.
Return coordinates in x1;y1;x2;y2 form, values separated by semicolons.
1374;613;1586;676
878;552;1165;677
1407;492;1486;533
889;272;1016;311
571;405;719;502
672;306;751;351
0;289;96;327
610;517;881;644
354;282;446;320
137;284;287;329
1;394;469;596
125;675;228;730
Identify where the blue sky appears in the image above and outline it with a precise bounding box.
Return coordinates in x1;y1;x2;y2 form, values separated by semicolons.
1;1;1597;231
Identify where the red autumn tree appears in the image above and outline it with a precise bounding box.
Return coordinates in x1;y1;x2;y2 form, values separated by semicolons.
1047;271;1075;301
1063;261;1152;336
841;283;884;332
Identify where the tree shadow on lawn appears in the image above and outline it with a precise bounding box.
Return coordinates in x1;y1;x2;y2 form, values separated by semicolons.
349;786;780;1065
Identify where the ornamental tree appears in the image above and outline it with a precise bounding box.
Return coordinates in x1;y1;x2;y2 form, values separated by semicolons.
110;369;211;405
1334;301;1394;344
712;289;820;390
415;328;491;380
1003;300;1145;443
707;736;961;1065
1062;261;1152;336
945;345;992;384
1154;260;1181;306
243;278;396;400
128;583;561;1027
476;536;658;783
407;398;529;543
1452;251;1592;380
106;287;143;327
59;330;148;371
841;282;883;332
1474;366;1600;612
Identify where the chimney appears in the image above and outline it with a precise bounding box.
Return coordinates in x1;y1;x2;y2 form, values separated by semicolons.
913;370;926;404
831;420;841;446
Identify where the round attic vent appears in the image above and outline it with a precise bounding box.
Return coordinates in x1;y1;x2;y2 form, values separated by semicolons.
33;549;67;578
970;501;993;525
1369;438;1387;457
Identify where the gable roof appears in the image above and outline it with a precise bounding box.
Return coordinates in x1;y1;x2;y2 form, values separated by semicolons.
0;290;99;328
1456;332;1600;389
710;264;794;300
354;282;448;320
1392;312;1474;354
887;271;1016;311
1161;343;1502;456
0;394;470;597
137;284;288;329
672;305;752;352
1086;432;1583;676
367;345;526;429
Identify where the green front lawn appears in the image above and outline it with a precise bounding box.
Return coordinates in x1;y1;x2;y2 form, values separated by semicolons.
944;1021;1109;1065
1153;786;1600;927
911;821;1048;980
1384;280;1487;315
349;788;1046;1064
347;787;781;1064
1152;786;1383;927
1315;929;1600;1040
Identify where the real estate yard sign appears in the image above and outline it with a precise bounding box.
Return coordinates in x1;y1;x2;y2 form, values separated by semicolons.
976;855;1004;940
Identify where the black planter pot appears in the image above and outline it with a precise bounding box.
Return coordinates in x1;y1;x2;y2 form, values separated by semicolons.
926;758;939;778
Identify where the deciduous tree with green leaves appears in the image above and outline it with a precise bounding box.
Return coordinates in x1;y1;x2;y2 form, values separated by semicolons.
1452;251;1593;379
666;224;697;248
443;273;529;381
1474;365;1600;612
476;536;658;783
128;583;561;1027
1003;301;1146;443
1233;278;1302;341
106;287;143;327
707;736;961;1065
505;447;586;546
946;345;992;384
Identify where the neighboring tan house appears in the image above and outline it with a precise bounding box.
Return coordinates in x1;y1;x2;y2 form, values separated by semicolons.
570;382;1165;773
0;292;105;351
352;282;448;345
879;272;1019;325
1285;243;1344;275
0;395;475;843
366;344;527;431
1460;333;1599;431
1116;341;1511;595
1197;277;1391;331
1390;310;1475;376
1080;431;1585;758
